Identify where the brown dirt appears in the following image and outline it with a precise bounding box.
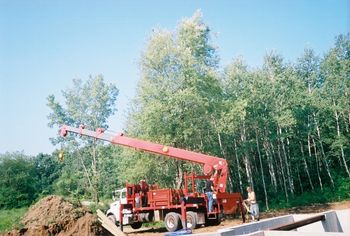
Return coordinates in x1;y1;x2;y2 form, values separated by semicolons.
21;195;76;227
1;195;106;236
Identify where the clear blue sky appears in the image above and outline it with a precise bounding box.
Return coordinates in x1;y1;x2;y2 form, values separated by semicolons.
0;0;349;156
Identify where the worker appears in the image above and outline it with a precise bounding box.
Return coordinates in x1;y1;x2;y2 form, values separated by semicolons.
205;178;215;212
245;186;259;221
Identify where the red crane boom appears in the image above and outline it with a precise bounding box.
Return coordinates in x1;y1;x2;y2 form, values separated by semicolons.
60;125;229;192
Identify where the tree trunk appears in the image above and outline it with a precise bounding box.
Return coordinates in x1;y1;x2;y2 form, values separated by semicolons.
234;139;243;193
270;141;282;192
344;114;349;133
91;142;99;203
296;166;303;193
277;134;289;202
264;131;278;192
348;110;350;132
313;114;335;187
241;122;253;189
77;149;93;192
312;137;323;191
300;141;314;191
279;127;294;196
176;163;184;189
255;129;269;210
244;155;253;189
264;141;277;192
279;126;294;196
334;103;350;178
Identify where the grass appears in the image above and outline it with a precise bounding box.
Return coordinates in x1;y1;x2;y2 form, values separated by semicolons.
0;207;27;233
142;221;164;228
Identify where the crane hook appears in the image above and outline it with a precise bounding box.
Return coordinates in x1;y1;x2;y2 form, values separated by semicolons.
58;151;64;162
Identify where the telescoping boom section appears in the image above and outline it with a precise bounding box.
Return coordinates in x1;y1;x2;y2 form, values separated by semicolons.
60;125;228;193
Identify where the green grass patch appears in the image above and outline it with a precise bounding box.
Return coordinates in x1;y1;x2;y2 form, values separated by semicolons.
0;207;27;233
142;221;164;228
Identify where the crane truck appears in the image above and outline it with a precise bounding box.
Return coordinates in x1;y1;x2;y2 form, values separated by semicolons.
60;125;246;232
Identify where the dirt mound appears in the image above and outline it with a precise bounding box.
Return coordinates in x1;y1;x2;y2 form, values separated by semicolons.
58;213;99;236
2;195;108;236
22;195;77;227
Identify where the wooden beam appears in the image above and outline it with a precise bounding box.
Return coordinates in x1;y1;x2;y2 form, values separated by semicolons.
271;214;326;231
97;209;126;236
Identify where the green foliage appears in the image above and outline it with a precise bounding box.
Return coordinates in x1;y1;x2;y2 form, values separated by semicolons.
47;75;119;202
269;178;350;209
0;152;63;209
0;207;27;232
0;153;38;208
124;11;223;187
119;13;349;209
96;145;122;198
328;176;350;200
34;153;63;195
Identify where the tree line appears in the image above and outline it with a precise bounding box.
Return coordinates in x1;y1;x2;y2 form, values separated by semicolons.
1;11;349;210
120;12;350;209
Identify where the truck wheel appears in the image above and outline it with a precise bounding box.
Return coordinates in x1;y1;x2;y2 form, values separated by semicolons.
107;214;117;225
165;212;181;232
186;211;197;229
130;221;142;229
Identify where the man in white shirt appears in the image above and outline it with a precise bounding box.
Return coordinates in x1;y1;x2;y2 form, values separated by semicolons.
245;186;259;221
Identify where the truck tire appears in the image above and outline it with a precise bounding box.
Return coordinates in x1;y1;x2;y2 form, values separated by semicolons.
165;212;181;232
107;214;117;225
186;211;197;229
130;221;142;229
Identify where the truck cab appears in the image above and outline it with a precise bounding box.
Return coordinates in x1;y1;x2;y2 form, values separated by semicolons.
106;188;127;224
106;187;146;230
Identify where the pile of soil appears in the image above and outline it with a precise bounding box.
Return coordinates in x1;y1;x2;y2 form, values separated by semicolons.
22;195;77;227
2;195;108;236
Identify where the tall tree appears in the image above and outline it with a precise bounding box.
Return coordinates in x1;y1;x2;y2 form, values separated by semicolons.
320;34;350;178
123;11;222;188
47;75;119;202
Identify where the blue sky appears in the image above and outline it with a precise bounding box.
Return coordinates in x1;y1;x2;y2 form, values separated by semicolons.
0;0;349;156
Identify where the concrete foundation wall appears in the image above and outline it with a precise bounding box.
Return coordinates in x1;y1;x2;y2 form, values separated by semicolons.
293;210;349;233
262;231;346;236
193;209;349;236
218;215;294;236
335;209;350;233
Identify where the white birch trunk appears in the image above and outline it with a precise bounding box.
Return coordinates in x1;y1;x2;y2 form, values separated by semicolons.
312;137;323;191
334;103;350;178
255;129;269;210
300;141;314;190
234;139;243;193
